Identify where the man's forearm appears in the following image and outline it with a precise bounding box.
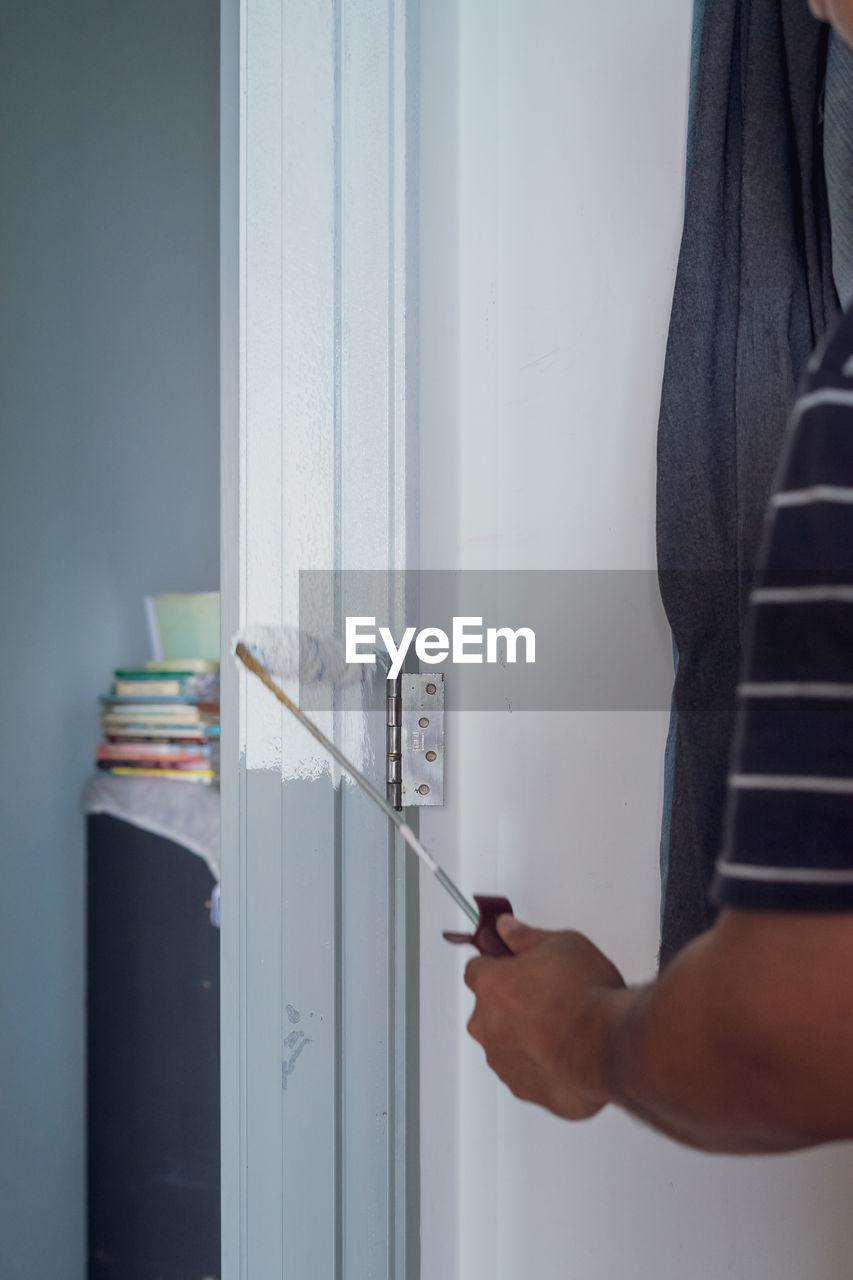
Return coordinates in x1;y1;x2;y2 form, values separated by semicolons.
466;909;853;1151
588;915;853;1154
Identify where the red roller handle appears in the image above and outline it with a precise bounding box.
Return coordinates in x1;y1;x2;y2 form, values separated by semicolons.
443;895;514;957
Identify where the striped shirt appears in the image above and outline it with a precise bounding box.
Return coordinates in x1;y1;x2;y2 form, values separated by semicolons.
711;306;853;911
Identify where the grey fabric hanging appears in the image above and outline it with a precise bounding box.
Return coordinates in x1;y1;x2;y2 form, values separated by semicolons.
656;0;838;966
825;31;853;307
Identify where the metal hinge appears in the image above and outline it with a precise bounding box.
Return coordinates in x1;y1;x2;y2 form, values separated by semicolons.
387;672;445;809
387;676;403;809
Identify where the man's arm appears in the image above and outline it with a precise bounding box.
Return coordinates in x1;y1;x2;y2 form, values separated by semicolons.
464;908;853;1153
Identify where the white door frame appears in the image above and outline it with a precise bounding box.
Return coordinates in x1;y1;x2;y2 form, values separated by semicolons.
220;0;420;1274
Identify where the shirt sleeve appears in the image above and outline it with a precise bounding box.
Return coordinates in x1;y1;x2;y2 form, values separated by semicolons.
711;380;853;911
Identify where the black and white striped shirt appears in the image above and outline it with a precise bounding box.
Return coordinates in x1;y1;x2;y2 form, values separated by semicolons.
712;306;853;911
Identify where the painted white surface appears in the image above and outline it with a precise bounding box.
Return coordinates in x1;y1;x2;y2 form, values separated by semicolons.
418;2;853;1278
220;0;419;1273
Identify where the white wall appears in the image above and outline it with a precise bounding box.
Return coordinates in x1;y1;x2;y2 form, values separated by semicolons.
418;2;853;1277
0;4;219;1275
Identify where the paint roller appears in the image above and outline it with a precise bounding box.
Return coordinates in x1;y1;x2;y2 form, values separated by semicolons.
234;626;513;956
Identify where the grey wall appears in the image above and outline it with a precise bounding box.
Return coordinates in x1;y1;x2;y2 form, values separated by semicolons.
0;2;219;1274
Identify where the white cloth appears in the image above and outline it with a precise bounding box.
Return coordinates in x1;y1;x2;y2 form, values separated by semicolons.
81;774;220;882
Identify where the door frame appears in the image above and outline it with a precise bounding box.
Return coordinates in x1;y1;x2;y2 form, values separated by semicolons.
220;0;420;1274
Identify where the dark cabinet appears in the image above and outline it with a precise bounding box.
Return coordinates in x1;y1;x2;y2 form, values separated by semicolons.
87;815;220;1280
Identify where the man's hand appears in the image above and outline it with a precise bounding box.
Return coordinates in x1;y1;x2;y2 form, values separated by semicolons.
464;915;627;1121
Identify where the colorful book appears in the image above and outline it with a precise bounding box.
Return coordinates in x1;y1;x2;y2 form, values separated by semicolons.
103;726;219;741
114;679;184;697
101;705;208;720
145;592;220;663
109;669;220;699
100;695;217;706
96;743;213;764
96;740;214;756
107;767;216;784
145;658;218;674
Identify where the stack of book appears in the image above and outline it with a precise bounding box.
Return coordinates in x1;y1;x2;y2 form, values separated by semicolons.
96;660;220;785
